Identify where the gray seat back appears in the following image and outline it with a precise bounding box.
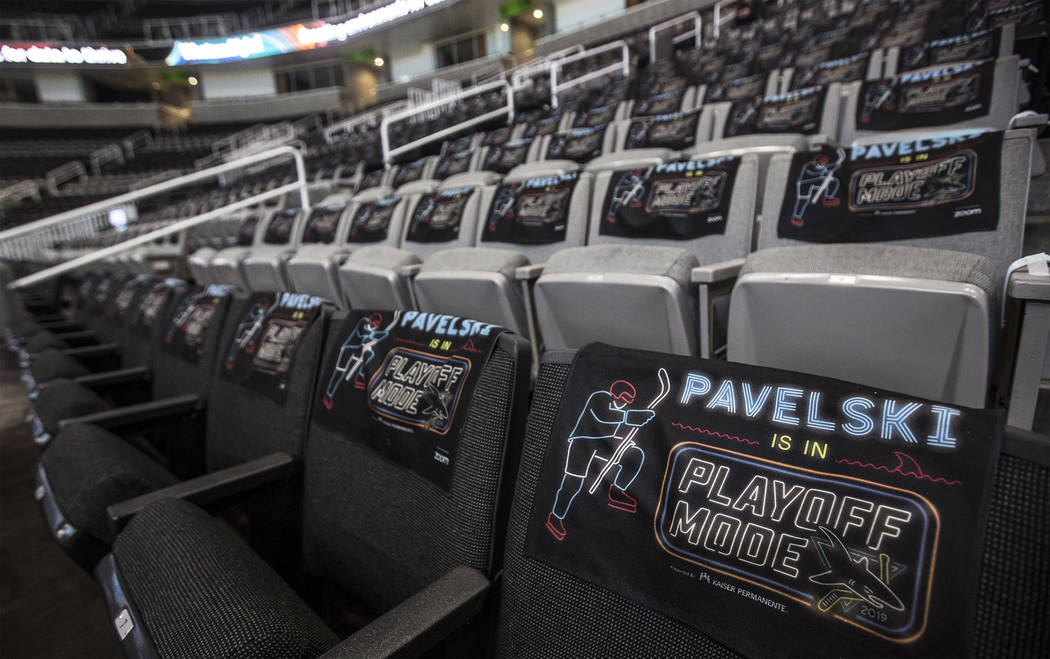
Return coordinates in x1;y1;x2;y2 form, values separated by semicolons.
539;125;613;164
400;171;502;259
586;152;760;263
839;56;1021;143
475;161;592;263
883;25;1015;77
705;82;842;149
340;184;411;250
757;128;1032;286
610;108;704;152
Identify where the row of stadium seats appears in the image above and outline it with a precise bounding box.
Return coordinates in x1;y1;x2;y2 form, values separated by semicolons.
2;266;1047;657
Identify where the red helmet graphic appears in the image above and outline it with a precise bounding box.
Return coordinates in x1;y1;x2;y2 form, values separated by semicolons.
367;312;384;327
812;154;830;167
609;380;636;404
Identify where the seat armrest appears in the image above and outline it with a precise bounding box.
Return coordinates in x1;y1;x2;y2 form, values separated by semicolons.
1008;271;1050;302
73;366;151;390
322;566;491;658
515;264;544;281
691;258;746;284
58;393;200;431
399;263;423;277
1009;111;1048;129
106;452;296;533
62;342;121;358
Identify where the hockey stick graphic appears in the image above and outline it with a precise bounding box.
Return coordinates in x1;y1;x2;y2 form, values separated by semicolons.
810;147;846;204
588;367;672;494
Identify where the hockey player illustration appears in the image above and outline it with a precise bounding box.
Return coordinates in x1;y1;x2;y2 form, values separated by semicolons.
409;195;436;235
487;185;519;232
727;100;758;136
322;311;401;409
791;148;845;227
606;169;650;223
546;369;671;542
860;82;896;123
224;299;274;369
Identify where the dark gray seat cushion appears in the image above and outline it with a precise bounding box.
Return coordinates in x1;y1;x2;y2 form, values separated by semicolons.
33;379;112;436
543;244;699;289
741;244;997;299
29;348;90;383
113;498;339;658
41;423;178;543
24;330;69;354
420;247;530;282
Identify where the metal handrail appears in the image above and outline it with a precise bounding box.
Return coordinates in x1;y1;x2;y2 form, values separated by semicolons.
713;0;736;40
45;161;86;196
648;11;701;62
509;45;583;89
122;130;154;158
2;146;309;290
90;144;125;175
550;40;630;109
324;100;408;143
380;79;514;165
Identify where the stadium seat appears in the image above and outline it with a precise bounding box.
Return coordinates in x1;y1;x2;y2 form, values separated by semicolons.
206;211;272;290
283;194;354;303
413;161;592;346
34;291;329;569
535;152;759;355
241;208;306;292
728;128;1034;407
339;171;500;309
94;311;531;657
27;284;230;447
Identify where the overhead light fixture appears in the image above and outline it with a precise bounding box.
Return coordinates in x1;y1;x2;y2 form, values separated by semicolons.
532;8;543;19
373;56;384;66
187;75;198;85
499;22;510;32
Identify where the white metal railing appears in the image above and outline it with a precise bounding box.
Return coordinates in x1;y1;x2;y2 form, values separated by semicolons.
550;40;631;109
1;146;309;290
509;45;584;90
648;11;701;62
45;161;87;196
197;122;296;169
0;181;41;217
122;130;154;158
90;144;125;175
381;80;514;165
407;79;464;124
713;0;736;40
324;100;408;143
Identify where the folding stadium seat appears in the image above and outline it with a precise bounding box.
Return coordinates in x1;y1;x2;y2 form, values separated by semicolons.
233;208;304;292
727;128;1033;407
20;274;161;392
478;136;542;174
534;152;759;356
338;171;501;309
206;210;274;290
881;24;1016;78
534;124;611;167
691;83;841;215
839;56;1024;144
390;155;438;187
35;291;329;569
282;194;354;303
607;107;705;154
621;86;699;120
433;146;478;179
480;346;1049;659
93;310;532;657
413;161;592;347
26;279;193;447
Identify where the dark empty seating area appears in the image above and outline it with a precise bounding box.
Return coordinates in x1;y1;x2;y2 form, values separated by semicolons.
1;0;1048;657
